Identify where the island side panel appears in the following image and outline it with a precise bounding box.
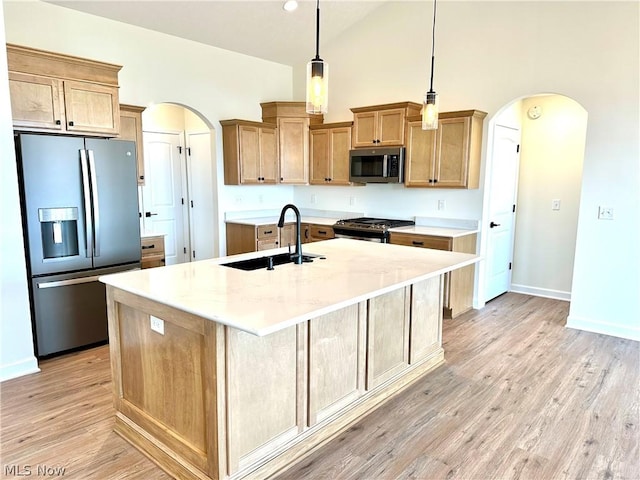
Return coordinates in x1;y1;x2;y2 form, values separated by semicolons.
409;276;444;363
106;286;222;479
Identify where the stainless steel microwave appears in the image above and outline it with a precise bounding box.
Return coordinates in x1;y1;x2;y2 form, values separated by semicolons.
349;147;404;183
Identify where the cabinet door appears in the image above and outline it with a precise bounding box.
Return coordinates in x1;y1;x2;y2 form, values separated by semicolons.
238;125;261;184
405;120;437;187
308;304;363;425
119;106;145;185
329;127;352;185
8;72;65;131
377;108;406;146
259;127;278;184
433;116;471;188
409;276;442;363
279;224;297;249
309;129;330;185
278;118;308;184
352;111;377;147
366;288;410;390
63;80;119;135
309;225;334;241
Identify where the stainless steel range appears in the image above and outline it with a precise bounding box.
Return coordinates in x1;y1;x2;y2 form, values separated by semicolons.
333;217;415;243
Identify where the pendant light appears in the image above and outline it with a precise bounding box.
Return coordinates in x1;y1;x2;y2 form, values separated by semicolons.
306;0;328;114
422;0;439;130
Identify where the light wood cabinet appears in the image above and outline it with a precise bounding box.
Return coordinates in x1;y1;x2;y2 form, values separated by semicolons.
7;44;121;137
307;224;334;242
405;110;487;189
309;122;353;185
221;120;278;185
350;102;421;148
119;104;145;185
389;231;477;318
226;222;299;255
261;102;323;184
409;276;443;363
140;235;165;269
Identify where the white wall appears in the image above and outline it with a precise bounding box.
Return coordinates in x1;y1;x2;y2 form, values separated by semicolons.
511;95;586;300
292;1;639;340
1;0;296;378
0;4;39;380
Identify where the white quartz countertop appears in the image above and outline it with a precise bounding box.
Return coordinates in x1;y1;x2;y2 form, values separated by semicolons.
389;226;479;238
100;239;478;337
226;216;339;226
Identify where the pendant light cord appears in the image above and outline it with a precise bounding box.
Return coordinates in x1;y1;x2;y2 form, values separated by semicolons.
429;0;437;93
315;0;321;60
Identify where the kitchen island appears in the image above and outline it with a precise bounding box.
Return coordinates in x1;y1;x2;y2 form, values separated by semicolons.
100;239;478;480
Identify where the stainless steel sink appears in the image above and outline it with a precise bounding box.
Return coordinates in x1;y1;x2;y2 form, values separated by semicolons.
221;252;325;271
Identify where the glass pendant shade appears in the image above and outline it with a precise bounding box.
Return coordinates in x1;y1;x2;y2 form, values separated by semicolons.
306;59;328;114
422;91;439;130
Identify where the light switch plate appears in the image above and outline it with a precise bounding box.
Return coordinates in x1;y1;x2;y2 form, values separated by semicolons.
150;316;165;335
552;199;561;211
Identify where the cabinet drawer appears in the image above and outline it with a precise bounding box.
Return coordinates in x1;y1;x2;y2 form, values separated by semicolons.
257;225;278;239
141;236;165;256
310;225;335;240
390;233;452;251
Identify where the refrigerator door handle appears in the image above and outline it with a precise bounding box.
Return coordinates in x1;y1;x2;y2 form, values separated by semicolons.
80;149;93;258
37;275;101;288
88;149;101;257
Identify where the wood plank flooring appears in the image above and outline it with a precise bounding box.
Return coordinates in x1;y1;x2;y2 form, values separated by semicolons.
1;293;638;480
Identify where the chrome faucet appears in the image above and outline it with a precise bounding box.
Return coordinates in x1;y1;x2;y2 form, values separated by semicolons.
277;204;303;265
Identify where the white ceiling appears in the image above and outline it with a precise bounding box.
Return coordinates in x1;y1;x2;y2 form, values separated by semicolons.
47;0;392;66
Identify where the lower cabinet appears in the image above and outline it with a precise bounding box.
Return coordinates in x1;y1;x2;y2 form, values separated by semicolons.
390;232;477;317
140;235;165;269
303;224;335;243
226;222;333;254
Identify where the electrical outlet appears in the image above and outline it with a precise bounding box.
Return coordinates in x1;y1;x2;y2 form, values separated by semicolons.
598;206;614;220
552;199;561;211
438;199;446;211
150;316;165;335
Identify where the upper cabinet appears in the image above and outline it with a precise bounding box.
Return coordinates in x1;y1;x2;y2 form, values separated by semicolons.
350;102;421;148
405;110;487;189
119;104;146;185
221;119;278;185
309;122;353;185
7;44;121;137
261;102;323;184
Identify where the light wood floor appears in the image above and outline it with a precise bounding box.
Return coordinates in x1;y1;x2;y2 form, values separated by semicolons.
1;293;638;480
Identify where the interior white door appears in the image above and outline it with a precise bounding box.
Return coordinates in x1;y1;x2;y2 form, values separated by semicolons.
141;131;189;265
485;125;521;301
185;132;215;261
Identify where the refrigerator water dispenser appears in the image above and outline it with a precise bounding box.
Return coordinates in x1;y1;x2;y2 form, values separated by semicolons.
38;207;79;258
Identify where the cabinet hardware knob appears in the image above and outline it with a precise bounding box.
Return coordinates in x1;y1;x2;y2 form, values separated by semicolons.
142;244;155;249
280;177;283;181
68;121;74;126
412;241;424;246
318;230;327;235
55;120;61;125
264;230;273;234
139;175;144;180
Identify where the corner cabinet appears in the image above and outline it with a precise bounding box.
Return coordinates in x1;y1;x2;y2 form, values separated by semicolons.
261;102;324;184
350;102;422;148
119;104;146;185
309;122;353;185
7;44;121;137
221;120;278;185
405;110;487;189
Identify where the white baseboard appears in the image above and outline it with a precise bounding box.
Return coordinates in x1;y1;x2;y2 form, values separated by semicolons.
510;284;571;301
566;315;640;342
0;356;40;382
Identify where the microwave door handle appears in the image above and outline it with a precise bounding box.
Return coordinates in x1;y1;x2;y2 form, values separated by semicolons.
80;149;93;258
382;154;388;177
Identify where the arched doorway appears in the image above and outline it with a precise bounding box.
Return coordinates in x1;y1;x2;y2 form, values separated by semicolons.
139;103;218;265
479;94;588;305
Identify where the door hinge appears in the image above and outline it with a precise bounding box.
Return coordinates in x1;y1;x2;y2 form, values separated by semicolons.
190;200;194;208
509;262;512;270
186;147;191;156
178;146;183;154
516;144;520;153
181;198;184;205
192;251;196;259
513;204;516;213
184;247;187;254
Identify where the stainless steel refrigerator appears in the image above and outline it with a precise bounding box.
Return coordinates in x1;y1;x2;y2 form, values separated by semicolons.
16;134;141;357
